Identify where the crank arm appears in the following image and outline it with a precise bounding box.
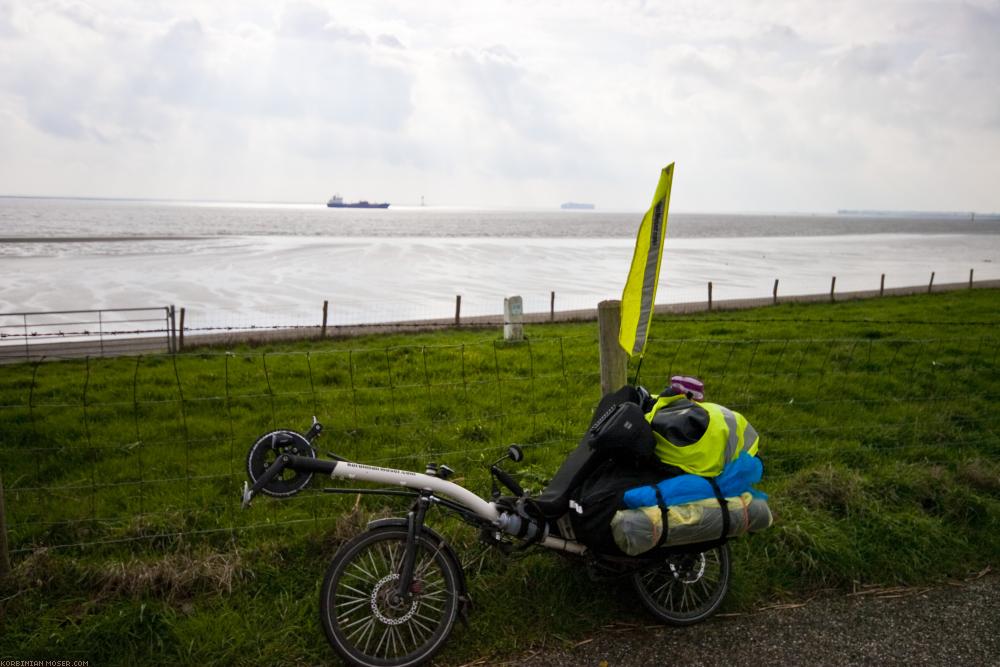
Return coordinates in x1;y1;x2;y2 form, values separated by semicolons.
241;455;290;509
242;454;339;508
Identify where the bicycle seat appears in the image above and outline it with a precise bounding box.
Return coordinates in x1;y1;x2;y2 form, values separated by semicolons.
531;437;605;518
532;386;648;519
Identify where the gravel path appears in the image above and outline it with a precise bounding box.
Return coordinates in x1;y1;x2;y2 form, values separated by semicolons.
507;575;999;667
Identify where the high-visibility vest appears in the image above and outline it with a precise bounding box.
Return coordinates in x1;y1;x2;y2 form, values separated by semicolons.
644;393;759;477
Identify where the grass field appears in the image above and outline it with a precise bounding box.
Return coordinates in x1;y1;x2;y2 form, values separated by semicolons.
1;289;998;665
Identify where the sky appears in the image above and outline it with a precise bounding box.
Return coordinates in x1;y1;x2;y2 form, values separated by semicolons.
0;0;998;212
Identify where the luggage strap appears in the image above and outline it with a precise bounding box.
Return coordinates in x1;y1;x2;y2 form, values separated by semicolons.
652;485;670;548
707;477;730;541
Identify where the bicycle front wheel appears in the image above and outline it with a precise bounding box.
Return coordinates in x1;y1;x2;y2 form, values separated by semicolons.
632;543;731;626
320;526;461;667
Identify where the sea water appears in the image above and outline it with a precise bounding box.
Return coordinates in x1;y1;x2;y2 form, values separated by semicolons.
1;197;998;330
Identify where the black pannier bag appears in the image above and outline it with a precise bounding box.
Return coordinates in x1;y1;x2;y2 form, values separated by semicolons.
588;401;656;460
568;457;683;555
586;385;656;461
568;385;684;555
533;385;678;548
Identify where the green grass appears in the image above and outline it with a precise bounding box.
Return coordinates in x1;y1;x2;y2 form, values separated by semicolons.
1;289;999;665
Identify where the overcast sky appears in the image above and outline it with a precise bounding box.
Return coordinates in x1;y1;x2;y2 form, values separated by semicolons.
0;0;998;212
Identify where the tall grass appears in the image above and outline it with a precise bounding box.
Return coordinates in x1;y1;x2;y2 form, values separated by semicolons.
1;289;997;664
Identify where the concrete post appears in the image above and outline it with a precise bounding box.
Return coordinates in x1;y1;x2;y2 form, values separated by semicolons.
503;296;524;341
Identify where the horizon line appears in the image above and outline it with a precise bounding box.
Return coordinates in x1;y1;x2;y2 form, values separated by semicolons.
1;194;996;218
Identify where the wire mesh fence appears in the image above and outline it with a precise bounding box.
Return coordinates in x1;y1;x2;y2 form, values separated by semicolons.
0;328;997;556
0;307;174;363
3;279;997;364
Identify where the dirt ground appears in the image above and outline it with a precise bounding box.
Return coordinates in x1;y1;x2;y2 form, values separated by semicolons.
492;572;998;667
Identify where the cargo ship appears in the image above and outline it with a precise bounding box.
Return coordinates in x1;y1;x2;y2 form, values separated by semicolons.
327;195;390;209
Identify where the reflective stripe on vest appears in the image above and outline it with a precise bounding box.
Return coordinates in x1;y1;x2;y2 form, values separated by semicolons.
743;423;759;455
720;406;740;462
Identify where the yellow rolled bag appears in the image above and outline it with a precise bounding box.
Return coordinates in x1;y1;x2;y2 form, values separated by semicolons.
610;492;773;556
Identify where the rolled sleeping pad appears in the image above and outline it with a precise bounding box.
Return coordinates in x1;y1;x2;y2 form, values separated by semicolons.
610;492;773;556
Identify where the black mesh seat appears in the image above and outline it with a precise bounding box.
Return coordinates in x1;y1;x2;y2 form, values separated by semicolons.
531;438;606;518
531;385;647;518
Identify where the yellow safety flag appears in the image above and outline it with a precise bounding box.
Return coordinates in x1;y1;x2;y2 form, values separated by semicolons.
619;163;674;357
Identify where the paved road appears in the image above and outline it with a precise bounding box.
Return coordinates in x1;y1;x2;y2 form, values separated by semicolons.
506;575;999;667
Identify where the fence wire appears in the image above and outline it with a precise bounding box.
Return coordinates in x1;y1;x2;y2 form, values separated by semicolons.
0;333;997;554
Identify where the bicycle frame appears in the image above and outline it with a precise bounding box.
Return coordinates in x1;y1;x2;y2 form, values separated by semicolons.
242;452;587;556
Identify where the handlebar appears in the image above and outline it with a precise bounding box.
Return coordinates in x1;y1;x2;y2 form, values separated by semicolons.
491;465;524;497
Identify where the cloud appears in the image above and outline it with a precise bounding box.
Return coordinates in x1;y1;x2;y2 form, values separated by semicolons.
0;0;19;37
0;0;996;210
1;1;415;151
137;19;212;106
377;34;404;49
278;1;370;45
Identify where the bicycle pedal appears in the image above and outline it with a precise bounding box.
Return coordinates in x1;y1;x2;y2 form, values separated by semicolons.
241;481;254;509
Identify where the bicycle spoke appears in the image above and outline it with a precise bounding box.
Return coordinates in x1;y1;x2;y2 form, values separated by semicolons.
407;617;421;648
408;614;436;637
346;615;376;645
335;597;370;617
345;560;377;582
338;582;373;600
342;613;377;633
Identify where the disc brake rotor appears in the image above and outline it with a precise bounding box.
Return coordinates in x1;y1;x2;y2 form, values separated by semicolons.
668;553;707;583
370;573;419;625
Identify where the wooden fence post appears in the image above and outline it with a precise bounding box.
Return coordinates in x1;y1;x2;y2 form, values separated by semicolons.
707;282;713;311
454;295;462;326
928;272;935;293
597;300;627;394
772;279;779;305
179;308;185;351
321;300;328;338
880;274;885;297
969;269;974;289
550;291;555;322
169;305;177;353
830;276;837;303
0;472;10;580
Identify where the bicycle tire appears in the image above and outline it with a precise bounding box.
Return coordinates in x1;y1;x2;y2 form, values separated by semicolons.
631;543;731;626
320;526;461;667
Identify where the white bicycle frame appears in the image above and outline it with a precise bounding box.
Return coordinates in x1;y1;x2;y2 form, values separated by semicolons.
330;461;587;555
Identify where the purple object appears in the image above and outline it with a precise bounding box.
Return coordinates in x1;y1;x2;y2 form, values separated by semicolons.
670;375;705;401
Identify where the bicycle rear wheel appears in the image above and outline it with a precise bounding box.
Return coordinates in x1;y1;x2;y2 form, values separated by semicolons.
632;543;730;626
320;526;460;667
